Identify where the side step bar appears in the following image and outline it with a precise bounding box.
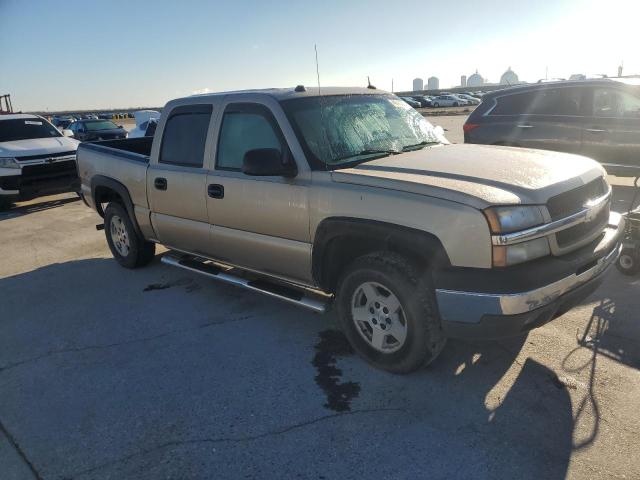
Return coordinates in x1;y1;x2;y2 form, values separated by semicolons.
161;253;328;313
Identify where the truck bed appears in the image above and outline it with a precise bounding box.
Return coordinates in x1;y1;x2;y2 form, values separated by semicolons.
78;137;152;163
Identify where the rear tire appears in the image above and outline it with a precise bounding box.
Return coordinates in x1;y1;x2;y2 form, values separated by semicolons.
336;252;446;374
616;248;640;276
104;202;155;268
453;102;459;107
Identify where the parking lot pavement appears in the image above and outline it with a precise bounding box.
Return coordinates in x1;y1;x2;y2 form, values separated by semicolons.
1;190;639;480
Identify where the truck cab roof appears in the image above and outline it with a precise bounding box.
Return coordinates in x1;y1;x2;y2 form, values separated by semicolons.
188;86;387;102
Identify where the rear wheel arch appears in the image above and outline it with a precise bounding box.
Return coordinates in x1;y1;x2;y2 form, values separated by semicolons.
312;218;451;293
91;176;142;238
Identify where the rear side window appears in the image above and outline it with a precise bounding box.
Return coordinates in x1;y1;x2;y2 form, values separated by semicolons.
159;104;212;167
216;104;284;171
491;88;584;116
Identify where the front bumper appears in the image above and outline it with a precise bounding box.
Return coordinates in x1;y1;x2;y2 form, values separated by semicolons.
436;212;623;339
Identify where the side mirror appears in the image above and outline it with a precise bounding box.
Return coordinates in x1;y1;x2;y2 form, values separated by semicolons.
242;148;297;177
62;129;74;137
118;125;124;129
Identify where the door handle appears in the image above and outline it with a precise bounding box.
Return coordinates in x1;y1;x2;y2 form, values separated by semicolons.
207;184;224;199
586;128;606;133
516;124;534;128
154;177;167;190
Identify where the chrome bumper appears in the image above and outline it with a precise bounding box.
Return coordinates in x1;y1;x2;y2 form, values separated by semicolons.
436;213;623;324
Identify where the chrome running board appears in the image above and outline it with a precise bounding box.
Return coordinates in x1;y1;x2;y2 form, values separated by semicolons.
161;253;328;313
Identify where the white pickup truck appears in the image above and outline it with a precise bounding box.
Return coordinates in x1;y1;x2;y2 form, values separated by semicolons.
77;87;623;373
0;114;79;209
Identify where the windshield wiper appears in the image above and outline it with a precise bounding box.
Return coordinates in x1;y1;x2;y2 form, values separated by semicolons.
332;148;401;163
401;141;440;151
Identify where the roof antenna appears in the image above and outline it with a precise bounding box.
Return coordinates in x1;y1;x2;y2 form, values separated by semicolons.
314;44;321;95
315;44;329;169
367;76;376;89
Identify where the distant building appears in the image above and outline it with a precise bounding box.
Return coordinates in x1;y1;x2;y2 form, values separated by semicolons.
500;67;519;85
467;70;484;87
460;75;467;88
412;78;424;91
427;76;439;90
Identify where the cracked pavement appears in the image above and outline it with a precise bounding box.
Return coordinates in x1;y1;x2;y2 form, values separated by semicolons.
1;132;640;478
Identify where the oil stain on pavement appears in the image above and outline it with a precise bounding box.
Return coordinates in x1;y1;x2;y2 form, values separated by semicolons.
312;329;361;412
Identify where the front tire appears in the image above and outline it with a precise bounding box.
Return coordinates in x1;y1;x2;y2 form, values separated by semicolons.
104;202;155;268
0;197;12;211
617;247;640;275
433;102;440;108
336;252;446;373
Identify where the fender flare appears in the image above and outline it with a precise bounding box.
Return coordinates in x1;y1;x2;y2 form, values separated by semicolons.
312;217;451;291
90;175;143;238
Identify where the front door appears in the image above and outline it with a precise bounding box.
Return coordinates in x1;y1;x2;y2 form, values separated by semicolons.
205;102;312;285
582;86;640;170
147;104;212;255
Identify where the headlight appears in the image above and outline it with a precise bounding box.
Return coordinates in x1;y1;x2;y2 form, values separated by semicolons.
492;237;550;267
0;157;20;169
484;205;545;233
484;206;549;266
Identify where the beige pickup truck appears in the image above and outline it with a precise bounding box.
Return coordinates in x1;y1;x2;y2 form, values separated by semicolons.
77;87;623;373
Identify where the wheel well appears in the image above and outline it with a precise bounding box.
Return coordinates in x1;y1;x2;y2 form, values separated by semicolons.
313;219;450;293
93;185;125;217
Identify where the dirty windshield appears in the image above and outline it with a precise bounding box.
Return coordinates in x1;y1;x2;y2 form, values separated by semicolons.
281;94;447;169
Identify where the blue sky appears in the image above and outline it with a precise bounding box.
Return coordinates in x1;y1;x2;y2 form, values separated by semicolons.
1;0;637;111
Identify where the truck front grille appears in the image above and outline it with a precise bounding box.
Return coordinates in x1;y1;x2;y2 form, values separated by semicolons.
21;160;78;185
555;206;609;248
547;177;606;221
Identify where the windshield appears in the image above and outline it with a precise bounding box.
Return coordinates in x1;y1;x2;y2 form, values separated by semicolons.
281;94;447;169
85;120;119;131
0;118;62;142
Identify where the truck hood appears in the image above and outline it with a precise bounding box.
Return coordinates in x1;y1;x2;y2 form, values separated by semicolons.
331;144;606;208
0;136;79;158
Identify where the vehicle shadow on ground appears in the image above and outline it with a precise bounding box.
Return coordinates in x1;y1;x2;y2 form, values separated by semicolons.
0;257;574;479
0;195;80;221
387;335;574;479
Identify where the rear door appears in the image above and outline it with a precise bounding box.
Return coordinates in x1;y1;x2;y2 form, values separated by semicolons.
488;87;587;153
147;104;213;255
204;100;312;284
582;86;640;170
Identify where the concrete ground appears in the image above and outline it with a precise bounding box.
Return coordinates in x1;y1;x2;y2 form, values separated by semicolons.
1;120;639;479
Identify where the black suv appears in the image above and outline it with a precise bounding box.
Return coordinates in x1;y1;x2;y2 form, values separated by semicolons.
68;119;128;142
464;78;640;175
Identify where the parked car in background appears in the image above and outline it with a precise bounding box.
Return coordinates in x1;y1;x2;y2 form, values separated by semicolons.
399;96;421;108
431;95;466;107
77;86;622;373
463;78;640;175
411;96;433;107
68;119;128;142
0;114;79;209
456;94;481;105
128;110;161;138
51;116;74;130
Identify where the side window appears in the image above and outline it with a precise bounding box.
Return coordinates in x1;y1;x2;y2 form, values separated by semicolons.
491;89;584;116
216;105;284;171
491;92;536;115
159;104;212;167
593;88;640;118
